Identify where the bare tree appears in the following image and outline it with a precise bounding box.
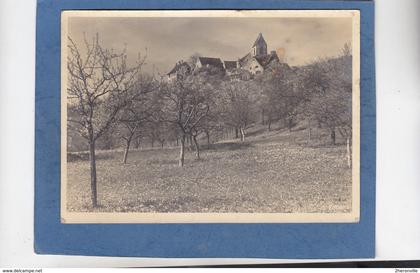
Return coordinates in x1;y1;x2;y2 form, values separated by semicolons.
118;75;157;163
134;135;143;149
143;119;164;148
299;46;352;166
154;121;169;149
341;42;352;57
199;114;223;148
190;128;201;159
67;34;144;206
187;52;202;70
119;119;143;164
158;68;213;166
258;65;299;132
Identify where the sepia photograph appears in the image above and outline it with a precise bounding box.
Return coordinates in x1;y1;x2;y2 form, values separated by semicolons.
61;10;360;223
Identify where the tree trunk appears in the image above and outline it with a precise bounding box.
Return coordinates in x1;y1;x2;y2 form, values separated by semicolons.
240;127;245;142
331;128;336;145
176;137;179;146
188;135;194;151
179;134;185;167
206;131;210;149
268;118;272;132
193;135;200;159
235;128;239;139
346;137;351;168
122;136;132;164
288;118;293;132
151;139;155;148
88;138;98;207
261;109;265;125
186;134;190;149
134;138;140;149
308;127;312;142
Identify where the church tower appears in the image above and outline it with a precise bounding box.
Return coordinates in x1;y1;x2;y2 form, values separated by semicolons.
251;33;267;57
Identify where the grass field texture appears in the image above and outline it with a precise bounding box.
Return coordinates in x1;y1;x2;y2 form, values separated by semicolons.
66;125;352;213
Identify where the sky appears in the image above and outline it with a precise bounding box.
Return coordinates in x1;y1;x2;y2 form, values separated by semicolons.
67;15;353;75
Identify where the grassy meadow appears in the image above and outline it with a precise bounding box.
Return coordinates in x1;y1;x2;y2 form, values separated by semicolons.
66;125;352;213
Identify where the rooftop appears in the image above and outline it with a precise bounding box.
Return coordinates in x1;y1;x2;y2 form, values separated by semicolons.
198;57;225;70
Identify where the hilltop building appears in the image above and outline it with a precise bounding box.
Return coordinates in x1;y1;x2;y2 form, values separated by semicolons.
167;33;283;80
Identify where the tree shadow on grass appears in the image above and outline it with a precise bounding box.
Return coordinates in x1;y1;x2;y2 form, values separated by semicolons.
67;151;117;162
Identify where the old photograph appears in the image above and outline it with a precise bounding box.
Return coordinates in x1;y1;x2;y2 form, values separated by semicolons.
61;10;360;223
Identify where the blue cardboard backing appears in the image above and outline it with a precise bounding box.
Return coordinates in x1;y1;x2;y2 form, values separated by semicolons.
35;0;375;258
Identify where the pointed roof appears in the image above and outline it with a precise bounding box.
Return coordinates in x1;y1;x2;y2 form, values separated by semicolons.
253;33;267;47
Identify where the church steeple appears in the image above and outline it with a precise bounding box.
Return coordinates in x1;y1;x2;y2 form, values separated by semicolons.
251;33;267;57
